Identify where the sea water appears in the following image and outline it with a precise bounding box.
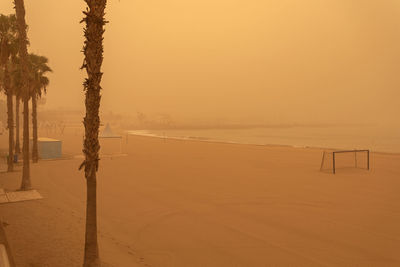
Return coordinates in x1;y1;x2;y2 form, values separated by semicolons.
127;124;400;154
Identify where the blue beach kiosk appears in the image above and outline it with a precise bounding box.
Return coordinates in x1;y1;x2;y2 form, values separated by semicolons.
37;137;62;159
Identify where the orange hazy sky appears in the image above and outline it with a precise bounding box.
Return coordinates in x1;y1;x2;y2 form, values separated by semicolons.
1;0;399;124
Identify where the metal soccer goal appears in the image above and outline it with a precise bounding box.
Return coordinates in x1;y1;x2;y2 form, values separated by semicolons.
320;149;370;174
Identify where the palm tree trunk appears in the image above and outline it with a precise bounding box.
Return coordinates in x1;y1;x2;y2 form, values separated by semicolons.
20;97;31;190
14;0;31;190
84;175;99;267
81;1;107;266
7;93;14;172
15;96;21;154
5;63;14;172
32;94;38;163
7;92;14;172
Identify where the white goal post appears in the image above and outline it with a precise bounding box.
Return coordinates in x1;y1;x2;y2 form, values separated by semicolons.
320;149;370;174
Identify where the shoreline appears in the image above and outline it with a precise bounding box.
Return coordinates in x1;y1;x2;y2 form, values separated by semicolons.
125;130;400;156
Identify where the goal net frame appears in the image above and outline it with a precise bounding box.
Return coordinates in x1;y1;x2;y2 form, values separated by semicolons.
320;149;370;174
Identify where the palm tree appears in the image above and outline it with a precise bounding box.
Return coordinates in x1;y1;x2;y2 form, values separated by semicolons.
0;14;18;172
9;56;23;155
29;53;51;163
14;0;31;190
79;0;107;266
15;94;21;154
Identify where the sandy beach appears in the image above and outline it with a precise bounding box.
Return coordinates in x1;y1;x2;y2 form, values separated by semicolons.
0;130;400;266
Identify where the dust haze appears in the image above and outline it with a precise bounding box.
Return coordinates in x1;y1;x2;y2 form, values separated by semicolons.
2;1;400;266
1;0;399;125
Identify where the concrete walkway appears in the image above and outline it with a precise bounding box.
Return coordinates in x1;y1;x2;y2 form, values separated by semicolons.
0;216;14;267
0;188;43;267
0;189;43;204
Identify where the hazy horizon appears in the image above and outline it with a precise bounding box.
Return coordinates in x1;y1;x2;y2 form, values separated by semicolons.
1;2;400;266
1;0;399;125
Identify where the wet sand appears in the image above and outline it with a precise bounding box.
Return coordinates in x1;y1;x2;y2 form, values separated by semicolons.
0;131;400;266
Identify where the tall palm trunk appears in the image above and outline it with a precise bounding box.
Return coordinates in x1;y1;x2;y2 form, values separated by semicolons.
20;97;31;189
4;64;14;172
15;96;21;154
14;0;31;190
32;93;38;163
80;1;107;266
